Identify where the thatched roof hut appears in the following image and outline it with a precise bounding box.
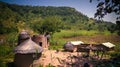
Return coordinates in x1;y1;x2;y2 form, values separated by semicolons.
14;38;43;54
14;38;43;67
63;42;74;52
63;41;84;52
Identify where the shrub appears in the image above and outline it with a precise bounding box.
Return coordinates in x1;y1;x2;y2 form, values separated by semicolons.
0;59;6;67
6;32;18;46
0;45;12;57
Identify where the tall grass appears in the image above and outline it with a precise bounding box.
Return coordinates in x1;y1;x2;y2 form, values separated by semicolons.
49;30;114;50
53;30;113;38
0;32;18;67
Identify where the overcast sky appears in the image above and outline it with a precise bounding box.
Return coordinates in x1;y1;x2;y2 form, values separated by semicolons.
0;0;117;23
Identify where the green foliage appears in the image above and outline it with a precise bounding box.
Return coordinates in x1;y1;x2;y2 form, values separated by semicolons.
90;0;120;20
0;2;19;34
53;30;100;38
29;18;43;33
50;30;119;50
0;59;6;67
49;38;65;50
6;32;18;44
0;1;119;67
116;21;120;35
0;1;118;35
38;16;63;34
46;63;55;67
114;43;120;52
110;52;120;58
0;45;13;57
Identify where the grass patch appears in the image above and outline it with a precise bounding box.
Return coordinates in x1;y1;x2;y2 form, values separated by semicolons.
53;30;113;38
50;30;119;50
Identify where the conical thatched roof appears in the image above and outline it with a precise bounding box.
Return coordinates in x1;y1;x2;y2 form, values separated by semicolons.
63;42;74;51
18;30;30;40
14;38;43;54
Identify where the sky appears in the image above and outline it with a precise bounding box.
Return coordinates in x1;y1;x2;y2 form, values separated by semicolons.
0;0;117;23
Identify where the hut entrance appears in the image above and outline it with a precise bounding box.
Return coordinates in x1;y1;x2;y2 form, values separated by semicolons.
39;42;42;47
32;35;48;48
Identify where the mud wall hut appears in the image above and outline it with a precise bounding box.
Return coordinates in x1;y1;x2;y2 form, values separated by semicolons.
32;35;48;48
14;38;43;67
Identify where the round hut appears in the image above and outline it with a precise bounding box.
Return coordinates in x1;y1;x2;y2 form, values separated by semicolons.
63;42;74;52
14;38;43;67
18;30;30;45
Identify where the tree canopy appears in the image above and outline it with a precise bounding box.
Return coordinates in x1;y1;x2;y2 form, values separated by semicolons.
90;0;120;20
90;0;120;35
0;1;118;34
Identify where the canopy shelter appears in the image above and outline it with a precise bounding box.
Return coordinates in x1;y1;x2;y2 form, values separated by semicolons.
14;38;43;67
76;44;91;58
77;44;90;52
90;44;105;59
91;42;115;60
70;41;84;52
91;44;105;51
70;41;84;46
102;42;115;50
91;42;115;52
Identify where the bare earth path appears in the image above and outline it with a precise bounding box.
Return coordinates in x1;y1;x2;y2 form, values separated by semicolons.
33;48;93;67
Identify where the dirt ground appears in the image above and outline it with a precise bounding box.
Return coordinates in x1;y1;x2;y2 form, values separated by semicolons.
34;48;94;67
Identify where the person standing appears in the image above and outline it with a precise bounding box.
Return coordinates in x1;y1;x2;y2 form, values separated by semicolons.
44;32;51;47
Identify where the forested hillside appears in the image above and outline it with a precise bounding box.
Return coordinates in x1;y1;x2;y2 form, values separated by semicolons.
0;1;117;34
0;1;120;67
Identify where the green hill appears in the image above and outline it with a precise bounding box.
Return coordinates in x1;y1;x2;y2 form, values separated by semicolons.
0;1;120;67
0;1;116;34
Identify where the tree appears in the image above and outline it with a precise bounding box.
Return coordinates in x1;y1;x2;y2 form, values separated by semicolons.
0;5;18;34
90;0;120;20
90;0;120;35
116;21;120;35
37;16;63;34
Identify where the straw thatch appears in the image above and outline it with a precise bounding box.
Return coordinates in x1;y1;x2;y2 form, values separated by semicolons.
63;42;74;52
14;38;43;54
18;30;30;40
18;30;30;45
